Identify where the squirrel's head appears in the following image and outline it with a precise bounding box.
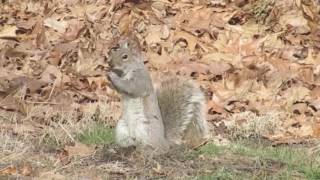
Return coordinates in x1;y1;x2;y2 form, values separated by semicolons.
108;38;143;73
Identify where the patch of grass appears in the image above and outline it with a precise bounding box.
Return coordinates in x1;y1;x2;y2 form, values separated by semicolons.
195;168;250;180
197;143;226;156
186;143;226;160
196;168;234;180
41;134;60;147
77;123;115;145
193;139;320;179
247;0;275;24
301;166;320;180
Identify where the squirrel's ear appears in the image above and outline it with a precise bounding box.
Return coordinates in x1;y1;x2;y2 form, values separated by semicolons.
118;37;139;49
123;41;129;49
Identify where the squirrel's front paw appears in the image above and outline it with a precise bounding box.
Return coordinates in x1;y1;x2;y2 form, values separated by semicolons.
108;71;119;82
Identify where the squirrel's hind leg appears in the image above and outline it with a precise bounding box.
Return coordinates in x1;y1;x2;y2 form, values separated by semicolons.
115;119;136;147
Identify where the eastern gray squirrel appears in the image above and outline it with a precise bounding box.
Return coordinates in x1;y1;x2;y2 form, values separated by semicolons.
107;37;209;153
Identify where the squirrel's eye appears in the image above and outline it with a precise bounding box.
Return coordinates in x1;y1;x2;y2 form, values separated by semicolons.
122;54;128;60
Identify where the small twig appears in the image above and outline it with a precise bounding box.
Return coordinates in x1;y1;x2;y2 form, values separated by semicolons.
192;139;209;150
47;79;57;101
58;122;75;143
24;101;61;105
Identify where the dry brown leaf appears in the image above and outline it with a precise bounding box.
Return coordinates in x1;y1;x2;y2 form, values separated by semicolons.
39;172;66;180
172;61;210;76
63;20;85;42
145;25;163;45
207;100;226;114
310;86;320;99
282;86;310;105
147;51;172;68
312;123;320;137
298;66;314;83
0;95;25;113
64;142;95;157
201;52;235;64
279;11;310;34
118;13;131;35
0;25;17;39
160;25;170;40
16;19;38;30
69;4;86;18
0;166;18;176
40;65;62;84
151;1;168;19
109;0;126;12
87;76;108;90
20;163;33;176
44;18;68;33
55;149;70;166
292;102;308;115
176;6;224;38
86;5;108;22
292;123;314;137
301;4;314;20
4;47;29;58
174;31;198;52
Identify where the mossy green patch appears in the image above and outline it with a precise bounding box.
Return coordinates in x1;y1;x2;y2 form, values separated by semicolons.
77;123;115;145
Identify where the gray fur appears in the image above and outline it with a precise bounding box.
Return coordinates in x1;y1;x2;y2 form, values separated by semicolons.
108;38;209;151
108;38;169;152
157;78;209;147
108;68;153;97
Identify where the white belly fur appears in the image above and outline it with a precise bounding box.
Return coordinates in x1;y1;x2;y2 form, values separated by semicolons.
116;97;149;146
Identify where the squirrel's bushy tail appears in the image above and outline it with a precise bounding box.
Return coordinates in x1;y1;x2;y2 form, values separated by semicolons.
156;78;209;147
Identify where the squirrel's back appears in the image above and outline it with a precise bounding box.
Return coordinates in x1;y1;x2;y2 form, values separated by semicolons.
157;78;209;147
